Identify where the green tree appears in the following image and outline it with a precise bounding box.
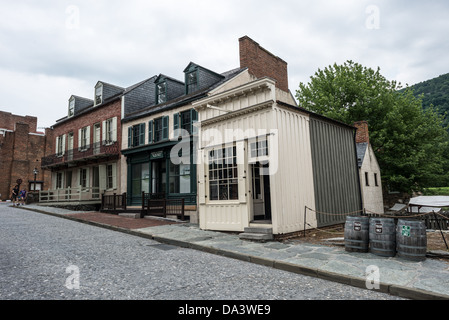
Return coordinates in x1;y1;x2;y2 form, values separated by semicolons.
296;60;449;193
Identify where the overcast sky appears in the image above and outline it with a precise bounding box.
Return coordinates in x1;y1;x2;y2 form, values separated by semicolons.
1;0;448;130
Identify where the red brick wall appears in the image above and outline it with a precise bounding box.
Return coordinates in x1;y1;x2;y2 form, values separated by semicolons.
49;99;122;155
354;121;370;144
0;130;14;200
239;36;289;93
0;122;49;201
0;111;39;133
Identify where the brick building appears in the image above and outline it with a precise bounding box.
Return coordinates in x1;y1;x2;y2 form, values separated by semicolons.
120;36;298;223
0;111;50;201
39;78;158;206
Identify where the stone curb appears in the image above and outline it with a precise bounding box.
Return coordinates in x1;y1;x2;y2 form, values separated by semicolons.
15;206;449;300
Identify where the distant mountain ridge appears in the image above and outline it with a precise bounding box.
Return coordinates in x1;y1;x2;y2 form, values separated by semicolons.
406;73;449;126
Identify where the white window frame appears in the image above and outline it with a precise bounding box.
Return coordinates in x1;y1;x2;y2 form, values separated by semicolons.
78;126;90;151
56;134;66;157
157;81;167;104
95;84;103;105
56;172;63;189
207;144;239;201
248;136;269;164
79;168;89;189
102;117;117;145
68;98;75;117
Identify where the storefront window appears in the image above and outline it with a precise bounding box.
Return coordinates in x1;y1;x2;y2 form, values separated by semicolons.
208;146;238;201
132;163;150;198
169;162;191;194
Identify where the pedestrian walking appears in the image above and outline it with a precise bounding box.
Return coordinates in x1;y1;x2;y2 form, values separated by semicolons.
19;188;27;206
11;185;19;206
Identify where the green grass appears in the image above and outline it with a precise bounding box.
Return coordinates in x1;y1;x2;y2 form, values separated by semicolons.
423;187;449;196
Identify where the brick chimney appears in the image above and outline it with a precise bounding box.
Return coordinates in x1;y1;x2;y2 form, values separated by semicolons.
353;121;370;144
239;36;289;93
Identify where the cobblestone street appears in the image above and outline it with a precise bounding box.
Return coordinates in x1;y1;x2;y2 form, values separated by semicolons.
0;204;404;301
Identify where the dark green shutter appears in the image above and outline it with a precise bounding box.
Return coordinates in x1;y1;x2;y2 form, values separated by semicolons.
128;127;132;148
174;113;179;130
191;109;198;135
148;120;153;144
162;116;169;140
139;123;145;145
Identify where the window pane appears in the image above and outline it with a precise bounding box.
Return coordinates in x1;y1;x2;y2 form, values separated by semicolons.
229;183;238;200
181;110;191;134
208;145;238;201
142;163;150;193
209;182;218;201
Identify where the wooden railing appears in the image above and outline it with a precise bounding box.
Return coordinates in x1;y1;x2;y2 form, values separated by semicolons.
101;193;127;211
142;198;185;221
41;141;119;168
39;187;101;203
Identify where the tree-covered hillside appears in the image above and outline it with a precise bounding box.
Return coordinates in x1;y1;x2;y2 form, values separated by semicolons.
296;61;449;192
407;73;449;127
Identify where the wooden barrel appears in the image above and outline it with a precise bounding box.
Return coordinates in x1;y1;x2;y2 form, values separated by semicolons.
369;218;396;257
396;219;427;261
344;216;370;252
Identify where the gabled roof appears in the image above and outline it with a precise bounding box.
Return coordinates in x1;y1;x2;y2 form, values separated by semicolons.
184;62;225;79
95;80;125;91
155;74;185;85
123;67;246;123
124;76;158;95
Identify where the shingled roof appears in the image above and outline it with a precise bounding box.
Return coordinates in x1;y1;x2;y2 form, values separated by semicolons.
122;66;247;123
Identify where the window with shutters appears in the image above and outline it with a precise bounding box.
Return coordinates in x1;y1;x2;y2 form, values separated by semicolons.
80;168;88;188
175;109;198;136
128;123;146;148
106;164;114;190
56;135;65;157
154;118;163;142
151;116;169;143
56;172;63;189
103;117;117;145
181;110;191;134
80;127;89;151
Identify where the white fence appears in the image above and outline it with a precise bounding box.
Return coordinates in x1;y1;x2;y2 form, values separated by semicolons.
39;187;101;203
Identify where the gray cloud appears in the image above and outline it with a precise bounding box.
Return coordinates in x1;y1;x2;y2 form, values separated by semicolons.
1;0;448;129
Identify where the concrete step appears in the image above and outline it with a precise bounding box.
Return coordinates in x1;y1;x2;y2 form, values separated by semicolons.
238;232;274;241
243;227;273;234
118;213;139;218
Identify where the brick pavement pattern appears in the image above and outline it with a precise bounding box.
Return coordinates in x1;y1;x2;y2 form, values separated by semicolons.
66;212;179;229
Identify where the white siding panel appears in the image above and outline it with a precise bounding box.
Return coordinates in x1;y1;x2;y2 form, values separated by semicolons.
271;106;317;234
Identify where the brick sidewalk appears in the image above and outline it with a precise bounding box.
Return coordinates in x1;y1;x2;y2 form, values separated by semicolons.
66;211;180;230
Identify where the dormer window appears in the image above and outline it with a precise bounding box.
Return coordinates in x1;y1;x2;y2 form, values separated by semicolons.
186;70;198;94
156;81;167;104
95;84;103;105
68;97;75;117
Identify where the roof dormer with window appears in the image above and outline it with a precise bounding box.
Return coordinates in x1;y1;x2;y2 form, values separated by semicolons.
154;75;185;105
66;95;94;118
68;96;75;117
156;80;167;104
94;81;125;107
183;62;224;95
95;83;103;105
